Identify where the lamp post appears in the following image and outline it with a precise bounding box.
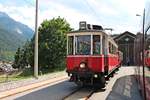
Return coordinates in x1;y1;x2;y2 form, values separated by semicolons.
136;9;146;100
34;0;38;78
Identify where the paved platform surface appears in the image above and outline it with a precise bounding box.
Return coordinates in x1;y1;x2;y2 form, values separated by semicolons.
89;66;143;100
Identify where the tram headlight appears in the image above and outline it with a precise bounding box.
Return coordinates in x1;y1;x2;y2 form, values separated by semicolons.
70;73;72;76
94;74;98;78
80;63;86;68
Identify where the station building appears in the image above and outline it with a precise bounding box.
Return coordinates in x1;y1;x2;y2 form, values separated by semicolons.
113;31;136;65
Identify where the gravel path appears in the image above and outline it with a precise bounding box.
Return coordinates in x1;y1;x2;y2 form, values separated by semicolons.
0;71;66;92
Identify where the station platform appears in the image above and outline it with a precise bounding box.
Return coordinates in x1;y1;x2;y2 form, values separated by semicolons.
89;66;143;100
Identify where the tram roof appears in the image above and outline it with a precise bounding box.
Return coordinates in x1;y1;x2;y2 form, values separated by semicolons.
66;30;111;39
67;29;118;47
67;29;104;34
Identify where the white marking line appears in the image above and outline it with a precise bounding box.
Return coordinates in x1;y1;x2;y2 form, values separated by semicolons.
123;77;131;98
0;76;68;99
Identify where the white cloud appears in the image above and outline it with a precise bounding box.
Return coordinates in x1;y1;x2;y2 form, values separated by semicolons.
0;0;145;33
85;0;119;16
38;0;103;30
0;3;35;29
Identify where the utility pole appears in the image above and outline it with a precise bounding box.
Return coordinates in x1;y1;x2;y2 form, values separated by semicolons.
142;9;146;100
136;10;146;100
34;0;38;78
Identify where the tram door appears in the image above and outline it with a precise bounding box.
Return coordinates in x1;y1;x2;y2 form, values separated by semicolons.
102;35;108;69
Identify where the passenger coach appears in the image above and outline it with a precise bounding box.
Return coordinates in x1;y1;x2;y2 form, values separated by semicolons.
66;22;122;87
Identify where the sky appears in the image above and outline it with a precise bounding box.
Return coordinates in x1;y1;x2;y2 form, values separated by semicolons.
0;0;145;34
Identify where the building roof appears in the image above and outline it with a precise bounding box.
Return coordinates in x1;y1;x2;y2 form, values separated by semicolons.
114;31;136;41
110;34;119;39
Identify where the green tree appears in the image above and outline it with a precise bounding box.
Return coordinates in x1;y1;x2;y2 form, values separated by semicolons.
13;17;72;73
13;41;31;69
13;47;21;69
38;17;72;71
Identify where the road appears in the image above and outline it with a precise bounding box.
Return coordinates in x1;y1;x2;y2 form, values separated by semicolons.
3;66;142;100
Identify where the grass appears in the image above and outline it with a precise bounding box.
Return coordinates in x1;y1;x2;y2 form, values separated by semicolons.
0;74;30;83
40;66;65;75
0;67;65;83
19;66;65;77
0;62;66;83
0;51;15;61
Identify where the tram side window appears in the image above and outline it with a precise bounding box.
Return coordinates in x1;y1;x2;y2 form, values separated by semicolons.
93;35;101;55
109;42;112;54
115;47;117;54
111;43;113;54
113;46;116;54
112;45;116;54
68;36;73;55
109;42;116;54
112;45;114;54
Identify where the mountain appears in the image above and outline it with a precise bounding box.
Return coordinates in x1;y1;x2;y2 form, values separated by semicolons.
0;12;34;61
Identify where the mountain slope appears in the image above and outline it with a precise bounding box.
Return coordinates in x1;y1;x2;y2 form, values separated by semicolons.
0;12;34;61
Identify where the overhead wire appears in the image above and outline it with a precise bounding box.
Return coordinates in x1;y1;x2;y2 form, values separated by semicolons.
84;0;114;34
84;0;103;24
23;0;35;7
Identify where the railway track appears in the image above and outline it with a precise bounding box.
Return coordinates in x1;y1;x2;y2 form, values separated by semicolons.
62;67;120;100
62;86;97;100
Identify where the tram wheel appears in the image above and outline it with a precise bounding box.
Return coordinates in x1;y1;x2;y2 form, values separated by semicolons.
100;76;106;88
116;67;119;71
110;73;114;77
94;76;106;88
75;82;83;87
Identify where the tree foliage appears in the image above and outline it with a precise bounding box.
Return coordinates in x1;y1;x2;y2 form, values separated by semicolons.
13;17;72;73
13;41;31;69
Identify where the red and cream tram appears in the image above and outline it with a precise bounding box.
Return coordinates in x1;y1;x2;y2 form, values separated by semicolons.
66;22;121;87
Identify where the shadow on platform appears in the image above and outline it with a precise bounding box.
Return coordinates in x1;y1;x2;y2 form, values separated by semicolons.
121;66;138;67
15;80;78;100
106;75;142;100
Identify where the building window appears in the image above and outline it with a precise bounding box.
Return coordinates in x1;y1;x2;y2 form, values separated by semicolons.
125;37;129;42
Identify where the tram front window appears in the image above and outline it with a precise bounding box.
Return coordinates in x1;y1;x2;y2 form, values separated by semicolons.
75;35;91;55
